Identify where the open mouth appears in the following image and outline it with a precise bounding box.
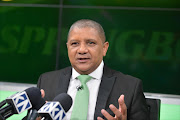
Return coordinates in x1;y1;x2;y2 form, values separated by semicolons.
79;58;90;60
77;58;90;62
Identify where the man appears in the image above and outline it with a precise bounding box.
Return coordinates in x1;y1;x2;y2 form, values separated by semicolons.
37;19;149;120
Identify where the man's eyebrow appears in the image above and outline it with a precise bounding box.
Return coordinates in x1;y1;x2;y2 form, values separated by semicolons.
68;39;79;42
85;39;96;41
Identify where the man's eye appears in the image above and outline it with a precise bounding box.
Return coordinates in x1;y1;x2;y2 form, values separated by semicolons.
88;42;95;45
71;42;79;45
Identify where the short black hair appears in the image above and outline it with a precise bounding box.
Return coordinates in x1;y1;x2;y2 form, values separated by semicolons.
67;19;106;43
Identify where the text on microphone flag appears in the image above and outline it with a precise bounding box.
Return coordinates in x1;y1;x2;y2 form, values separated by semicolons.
12;91;32;113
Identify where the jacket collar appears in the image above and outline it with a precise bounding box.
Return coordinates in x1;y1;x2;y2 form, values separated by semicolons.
55;66;72;95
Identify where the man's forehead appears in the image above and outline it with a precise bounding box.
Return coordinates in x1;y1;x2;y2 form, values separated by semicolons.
68;27;104;43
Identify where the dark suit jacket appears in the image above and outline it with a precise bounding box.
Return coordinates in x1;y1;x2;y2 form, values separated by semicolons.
37;66;149;120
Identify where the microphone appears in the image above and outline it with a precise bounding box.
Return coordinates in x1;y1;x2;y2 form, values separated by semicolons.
26;87;46;120
76;85;83;91
38;93;72;120
0;87;45;120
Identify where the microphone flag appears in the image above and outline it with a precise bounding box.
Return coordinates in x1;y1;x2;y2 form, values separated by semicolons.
6;91;32;114
38;102;66;120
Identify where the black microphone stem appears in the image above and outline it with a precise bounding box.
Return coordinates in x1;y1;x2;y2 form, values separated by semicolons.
0;114;5;120
27;109;38;120
0;105;13;119
0;100;6;108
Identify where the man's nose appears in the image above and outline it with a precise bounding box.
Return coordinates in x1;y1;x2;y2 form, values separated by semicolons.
77;43;88;54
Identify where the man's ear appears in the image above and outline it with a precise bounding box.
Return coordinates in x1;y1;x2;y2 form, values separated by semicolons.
66;42;69;48
103;42;109;56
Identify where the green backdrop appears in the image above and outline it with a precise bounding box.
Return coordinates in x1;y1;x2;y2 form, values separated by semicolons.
0;0;180;95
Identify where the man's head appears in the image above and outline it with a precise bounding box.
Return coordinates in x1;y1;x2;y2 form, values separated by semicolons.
67;19;109;74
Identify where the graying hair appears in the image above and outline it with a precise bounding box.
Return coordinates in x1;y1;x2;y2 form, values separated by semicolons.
67;19;106;43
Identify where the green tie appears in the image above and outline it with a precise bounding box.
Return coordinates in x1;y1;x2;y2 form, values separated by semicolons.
70;75;92;120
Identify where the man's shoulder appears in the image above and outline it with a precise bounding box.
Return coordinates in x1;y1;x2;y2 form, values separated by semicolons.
40;66;72;77
104;65;141;83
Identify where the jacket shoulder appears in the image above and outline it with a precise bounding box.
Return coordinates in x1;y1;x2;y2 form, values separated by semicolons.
104;66;141;83
40;66;72;77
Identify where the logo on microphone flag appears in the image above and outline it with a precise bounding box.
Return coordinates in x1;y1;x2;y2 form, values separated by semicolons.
12;91;32;113
38;102;66;120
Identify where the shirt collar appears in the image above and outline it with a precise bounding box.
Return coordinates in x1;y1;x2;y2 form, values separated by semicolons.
72;61;104;80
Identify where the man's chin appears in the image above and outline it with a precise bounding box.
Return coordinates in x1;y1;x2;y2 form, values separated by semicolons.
75;66;92;74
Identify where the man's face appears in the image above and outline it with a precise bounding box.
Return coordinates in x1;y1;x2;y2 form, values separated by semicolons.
67;27;109;74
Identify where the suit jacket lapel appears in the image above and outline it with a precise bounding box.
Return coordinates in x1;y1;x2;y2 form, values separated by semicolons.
94;66;116;119
55;67;72;95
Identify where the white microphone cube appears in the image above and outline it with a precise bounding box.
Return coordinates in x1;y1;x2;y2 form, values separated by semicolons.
38;102;66;120
6;91;32;114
